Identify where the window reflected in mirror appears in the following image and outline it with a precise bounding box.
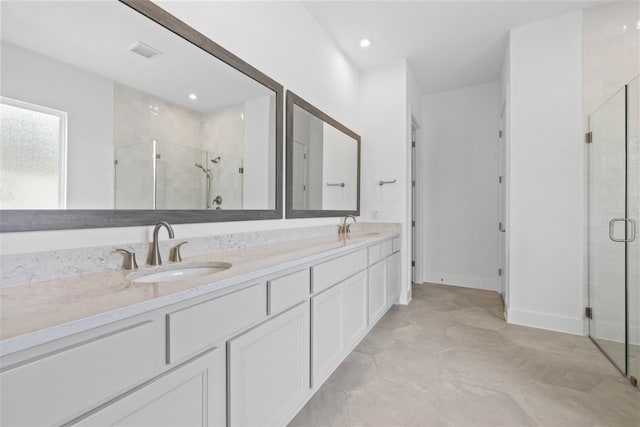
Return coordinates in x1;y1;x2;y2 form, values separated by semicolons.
0;0;277;211
0;98;67;209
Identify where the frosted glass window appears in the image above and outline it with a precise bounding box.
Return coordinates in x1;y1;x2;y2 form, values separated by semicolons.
0;98;67;209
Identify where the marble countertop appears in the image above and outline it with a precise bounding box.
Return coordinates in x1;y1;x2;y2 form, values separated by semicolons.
0;230;399;357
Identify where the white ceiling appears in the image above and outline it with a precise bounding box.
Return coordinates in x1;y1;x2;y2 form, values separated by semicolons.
0;1;272;112
303;1;606;94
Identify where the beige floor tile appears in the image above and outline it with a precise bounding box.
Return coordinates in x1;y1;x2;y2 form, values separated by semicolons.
393;323;457;355
445;324;519;352
397;306;459;330
354;324;406;355
567;345;625;378
500;324;578;355
519;350;612;393
451;306;507;331
325;351;379;392
435;381;538;426
345;379;448;426
412;283;459;299
589;379;640;425
374;307;412;331
374;347;457;393
289;385;350;427
509;380;603;426
289;283;639;427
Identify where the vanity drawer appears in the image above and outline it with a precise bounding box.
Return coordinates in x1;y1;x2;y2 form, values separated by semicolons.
392;237;401;253
268;269;310;315
0;321;159;427
381;240;393;258
368;244;382;265
312;249;367;294
167;283;267;363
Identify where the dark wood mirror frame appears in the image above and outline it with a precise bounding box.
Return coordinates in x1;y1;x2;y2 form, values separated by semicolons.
0;0;284;232
285;91;361;219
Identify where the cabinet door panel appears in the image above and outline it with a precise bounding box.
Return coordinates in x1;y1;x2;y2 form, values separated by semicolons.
342;271;368;350
311;271;368;387
387;252;401;305
75;348;224;427
368;260;387;327
228;302;310;427
311;284;344;387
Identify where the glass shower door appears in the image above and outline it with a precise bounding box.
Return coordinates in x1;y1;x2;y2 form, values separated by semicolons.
588;88;627;373
627;76;640;382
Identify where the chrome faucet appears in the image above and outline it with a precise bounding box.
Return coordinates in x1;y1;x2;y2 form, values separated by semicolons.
148;221;175;265
339;215;357;234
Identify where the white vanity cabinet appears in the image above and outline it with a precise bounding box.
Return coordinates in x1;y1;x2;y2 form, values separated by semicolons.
311;270;368;386
74;347;225;427
228;302;310;427
0;233;401;427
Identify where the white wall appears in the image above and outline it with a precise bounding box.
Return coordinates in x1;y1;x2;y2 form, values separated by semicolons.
1;42;114;209
359;59;412;303
506;11;584;334
421;82;501;291
321;123;358;211
0;1;361;255
158;1;360;131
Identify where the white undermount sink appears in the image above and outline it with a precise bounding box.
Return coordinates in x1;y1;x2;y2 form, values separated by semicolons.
127;262;232;283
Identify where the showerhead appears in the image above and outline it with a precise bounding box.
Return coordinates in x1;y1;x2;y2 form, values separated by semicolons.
194;163;210;177
211;156;221;164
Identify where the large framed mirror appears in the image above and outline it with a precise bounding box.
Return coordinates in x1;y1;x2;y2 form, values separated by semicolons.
0;0;283;231
286;91;360;218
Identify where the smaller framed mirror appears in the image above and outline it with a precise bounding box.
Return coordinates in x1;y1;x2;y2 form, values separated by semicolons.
286;91;360;218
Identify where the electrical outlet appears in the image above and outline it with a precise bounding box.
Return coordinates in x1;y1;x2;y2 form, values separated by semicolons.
372;210;379;220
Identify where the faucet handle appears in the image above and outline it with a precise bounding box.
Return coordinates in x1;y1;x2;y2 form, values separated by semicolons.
170;241;188;263
116;248;139;270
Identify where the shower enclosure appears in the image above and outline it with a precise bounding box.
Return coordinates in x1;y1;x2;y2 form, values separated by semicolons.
114;140;244;210
587;75;639;387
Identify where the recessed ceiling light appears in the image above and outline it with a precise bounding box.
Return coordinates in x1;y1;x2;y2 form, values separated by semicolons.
189;93;198;101
360;38;371;48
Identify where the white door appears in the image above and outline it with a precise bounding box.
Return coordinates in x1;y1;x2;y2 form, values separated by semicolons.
498;110;507;301
411;125;417;283
228;302;310;427
291;140;308;209
75;348;225;427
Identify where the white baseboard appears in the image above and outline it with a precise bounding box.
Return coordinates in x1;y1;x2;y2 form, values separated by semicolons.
421;272;499;292
398;288;412;305
507;308;584;335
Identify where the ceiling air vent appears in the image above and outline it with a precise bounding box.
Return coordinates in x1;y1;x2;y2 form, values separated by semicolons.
128;41;162;59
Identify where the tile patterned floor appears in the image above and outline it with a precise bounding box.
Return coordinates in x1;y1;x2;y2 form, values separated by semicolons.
289;283;640;427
